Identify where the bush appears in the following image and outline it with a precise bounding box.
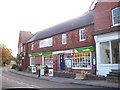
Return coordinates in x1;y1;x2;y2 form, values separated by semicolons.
11;64;18;69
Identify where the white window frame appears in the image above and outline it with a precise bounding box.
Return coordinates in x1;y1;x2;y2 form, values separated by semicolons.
72;52;92;69
39;37;53;48
31;42;34;50
112;7;120;26
79;28;86;41
62;33;67;45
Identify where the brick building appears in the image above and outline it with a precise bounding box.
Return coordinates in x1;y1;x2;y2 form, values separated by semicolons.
26;10;96;74
91;1;120;76
18;1;120;76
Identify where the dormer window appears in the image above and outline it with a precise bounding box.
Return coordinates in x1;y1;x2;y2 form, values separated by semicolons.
112;7;120;26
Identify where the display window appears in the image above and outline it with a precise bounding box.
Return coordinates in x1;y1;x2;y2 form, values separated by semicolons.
72;52;92;69
44;55;53;68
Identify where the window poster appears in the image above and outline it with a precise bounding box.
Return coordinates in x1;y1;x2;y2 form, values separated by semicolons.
65;58;72;68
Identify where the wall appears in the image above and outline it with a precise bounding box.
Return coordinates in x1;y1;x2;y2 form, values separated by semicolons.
93;2;119;31
27;24;95;54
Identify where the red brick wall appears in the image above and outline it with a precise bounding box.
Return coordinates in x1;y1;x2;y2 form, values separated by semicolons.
27;24;95;54
93;2;119;31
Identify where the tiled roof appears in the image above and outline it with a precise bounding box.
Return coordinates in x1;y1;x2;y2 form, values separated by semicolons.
27;10;94;43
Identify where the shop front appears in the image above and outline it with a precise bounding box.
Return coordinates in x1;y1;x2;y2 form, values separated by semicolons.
29;52;53;75
72;46;95;73
94;31;120;76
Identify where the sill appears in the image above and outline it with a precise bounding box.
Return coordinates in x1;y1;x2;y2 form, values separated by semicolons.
80;39;86;41
112;23;120;27
72;67;92;69
62;43;67;45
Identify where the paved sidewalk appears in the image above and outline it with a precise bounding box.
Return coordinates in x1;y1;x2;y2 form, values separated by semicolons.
8;69;119;88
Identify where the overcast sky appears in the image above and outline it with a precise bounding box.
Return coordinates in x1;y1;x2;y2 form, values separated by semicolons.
0;0;93;57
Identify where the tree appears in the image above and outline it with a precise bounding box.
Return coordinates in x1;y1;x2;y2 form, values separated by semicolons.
0;44;14;65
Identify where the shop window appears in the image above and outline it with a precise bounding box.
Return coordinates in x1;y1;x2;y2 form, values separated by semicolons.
62;33;67;44
112;7;120;26
72;52;91;68
44;55;53;68
100;42;111;64
111;40;120;64
79;28;86;41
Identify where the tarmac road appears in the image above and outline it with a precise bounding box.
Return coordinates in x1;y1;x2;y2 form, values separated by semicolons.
2;67;103;89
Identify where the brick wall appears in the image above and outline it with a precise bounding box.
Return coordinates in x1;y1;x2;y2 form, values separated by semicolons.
27;24;95;54
93;2;119;31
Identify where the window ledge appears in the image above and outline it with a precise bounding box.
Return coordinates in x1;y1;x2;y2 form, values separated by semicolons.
112;23;120;27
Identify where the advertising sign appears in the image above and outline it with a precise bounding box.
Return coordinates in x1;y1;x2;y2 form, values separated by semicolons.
40;68;44;76
31;66;36;73
49;69;54;77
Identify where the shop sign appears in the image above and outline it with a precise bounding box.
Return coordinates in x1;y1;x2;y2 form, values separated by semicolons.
75;46;94;52
30;52;52;57
31;66;36;73
40;68;44;76
49;69;54;77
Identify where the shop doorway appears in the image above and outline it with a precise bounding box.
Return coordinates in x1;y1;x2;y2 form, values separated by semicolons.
60;55;65;71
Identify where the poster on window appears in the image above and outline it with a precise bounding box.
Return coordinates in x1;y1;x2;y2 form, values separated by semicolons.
65;58;72;68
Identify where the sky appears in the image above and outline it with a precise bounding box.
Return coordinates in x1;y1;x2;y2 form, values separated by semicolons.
0;0;94;57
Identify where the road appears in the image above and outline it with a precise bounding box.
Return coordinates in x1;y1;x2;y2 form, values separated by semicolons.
2;67;103;89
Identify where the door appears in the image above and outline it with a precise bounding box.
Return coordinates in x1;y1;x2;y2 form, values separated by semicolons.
60;55;65;71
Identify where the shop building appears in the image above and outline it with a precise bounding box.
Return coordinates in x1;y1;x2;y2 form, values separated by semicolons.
26;10;96;74
91;1;120;76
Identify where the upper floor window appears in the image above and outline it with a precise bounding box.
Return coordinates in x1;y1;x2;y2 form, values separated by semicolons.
112;7;120;26
20;43;23;52
62;33;67;44
79;28;86;41
39;37;52;48
31;42;34;50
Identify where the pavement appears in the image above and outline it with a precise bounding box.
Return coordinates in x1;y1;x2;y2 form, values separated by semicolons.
8;69;119;88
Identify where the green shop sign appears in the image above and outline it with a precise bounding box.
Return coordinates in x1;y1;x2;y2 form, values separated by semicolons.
75;46;94;52
30;51;52;57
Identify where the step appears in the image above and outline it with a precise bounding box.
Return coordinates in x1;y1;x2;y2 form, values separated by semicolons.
110;71;120;74
107;73;120;77
107;76;120;83
111;69;120;73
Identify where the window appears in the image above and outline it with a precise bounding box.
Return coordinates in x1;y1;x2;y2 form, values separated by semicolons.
111;40;119;64
44;55;53;68
72;52;92;68
79;28;86;41
100;40;120;64
100;42;111;64
112;7;120;26
62;33;67;44
40;37;52;48
31;42;34;50
20;43;23;52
